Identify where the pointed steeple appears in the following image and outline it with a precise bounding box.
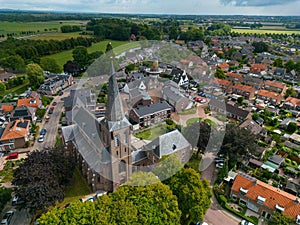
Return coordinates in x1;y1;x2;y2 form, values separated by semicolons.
105;58;125;121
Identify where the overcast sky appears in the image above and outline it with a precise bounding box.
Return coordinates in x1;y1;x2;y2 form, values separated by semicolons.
1;0;300;16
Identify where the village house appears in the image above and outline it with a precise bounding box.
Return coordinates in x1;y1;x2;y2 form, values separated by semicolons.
213;78;232;92
0;72;16;82
231;84;255;100
38;74;73;95
162;86;191;112
218;62;230;72
226;72;243;83
17;97;41;109
243;77;263;91
250;64;268;74
0;119;30;151
171;68;189;86
284;97;300;111
231;173;300;223
264;80;287;95
129;101;171;127
239;119;266;136
10;106;36;122
256;90;282;105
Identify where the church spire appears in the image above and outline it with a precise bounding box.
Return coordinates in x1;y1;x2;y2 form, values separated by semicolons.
105;58;125;121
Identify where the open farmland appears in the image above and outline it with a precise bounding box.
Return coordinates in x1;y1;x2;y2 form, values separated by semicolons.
42;40;130;69
232;28;300;35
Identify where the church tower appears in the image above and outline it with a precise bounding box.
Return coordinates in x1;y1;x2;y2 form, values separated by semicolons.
100;59;132;191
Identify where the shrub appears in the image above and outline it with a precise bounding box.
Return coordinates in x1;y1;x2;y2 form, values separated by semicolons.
219;195;227;207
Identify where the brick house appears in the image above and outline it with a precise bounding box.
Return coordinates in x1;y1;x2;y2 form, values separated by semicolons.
243;77;263;91
231;173;300;223
226;72;243;83
129;101;171;127
264;80;287;95
162;86;190;112
218;63;230;72
232;84;255;100
284;97;300;111
0;120;30;150
213;78;232;92
256;90;282;105
250;64;268;74
17;97;41;109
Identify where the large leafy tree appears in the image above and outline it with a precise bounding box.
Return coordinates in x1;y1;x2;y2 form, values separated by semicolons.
38;172;181;225
12;148;75;213
214;67;226;79
165;168;212;225
72;46;89;69
0;55;26;72
0;82;6;93
154;155;183;182
26;63;45;89
40;57;61;74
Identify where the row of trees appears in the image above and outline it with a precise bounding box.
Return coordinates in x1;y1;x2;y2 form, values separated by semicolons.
61;25;81;33
36;155;211;225
273;58;300;73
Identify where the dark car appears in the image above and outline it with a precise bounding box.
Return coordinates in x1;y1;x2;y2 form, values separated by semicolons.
52;102;57;106
48;109;53;114
40;128;47;136
59;91;63;96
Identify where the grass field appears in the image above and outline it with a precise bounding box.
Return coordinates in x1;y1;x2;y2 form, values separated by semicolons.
30;32;92;41
135;125;167;141
0;21;87;35
42;40;131;69
232;28;300;35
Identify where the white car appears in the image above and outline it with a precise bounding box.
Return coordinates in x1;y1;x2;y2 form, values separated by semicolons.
12;195;18;205
1;211;14;225
216;163;224;168
240;220;255;225
38;135;44;143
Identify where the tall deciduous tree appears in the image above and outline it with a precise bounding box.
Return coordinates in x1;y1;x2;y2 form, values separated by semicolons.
214;67;226;79
0;82;6;93
40;57;61;74
154;155;183;182
72;46;89;68
165;168;212;225
0;55;25;72
268;212;294;225
26;63;45;89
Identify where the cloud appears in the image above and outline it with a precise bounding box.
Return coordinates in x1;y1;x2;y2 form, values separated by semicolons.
220;0;299;7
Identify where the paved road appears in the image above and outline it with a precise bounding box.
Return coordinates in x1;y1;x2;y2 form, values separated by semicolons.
201;155;241;225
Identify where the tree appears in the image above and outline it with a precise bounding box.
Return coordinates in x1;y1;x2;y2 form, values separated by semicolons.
268;212;294;225
72;46;89;69
273;58;283;68
63;60;81;76
0;82;6;93
287;122;297;134
38;172;181;225
214;67;226;79
252;41;269;53
0;55;25;72
105;42;113;53
26;63;44;89
166;168;212;225
237;96;244;105
285;88;297;98
285;59;295;73
12;148;75;213
154;155;183;182
40;58;61;74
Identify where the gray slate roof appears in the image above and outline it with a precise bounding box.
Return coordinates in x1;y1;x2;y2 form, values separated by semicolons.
145;129;191;158
163;86;185;103
133;101;171;117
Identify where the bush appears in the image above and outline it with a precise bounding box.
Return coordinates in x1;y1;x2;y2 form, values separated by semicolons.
219;195;227;207
0;188;11;212
292;161;298;167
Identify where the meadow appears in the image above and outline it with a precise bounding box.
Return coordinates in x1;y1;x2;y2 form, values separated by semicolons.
42;40;132;69
232;28;300;35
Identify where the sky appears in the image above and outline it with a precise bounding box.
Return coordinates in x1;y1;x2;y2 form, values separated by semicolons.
0;0;300;16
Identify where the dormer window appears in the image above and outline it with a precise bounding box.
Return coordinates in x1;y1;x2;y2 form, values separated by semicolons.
240;187;248;195
296;215;300;225
257;196;266;205
275;204;285;212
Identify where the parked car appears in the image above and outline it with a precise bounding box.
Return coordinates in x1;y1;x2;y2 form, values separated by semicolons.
48;109;53;114
50;106;54;111
40;128;47;136
240;220;254;225
38;135;44;143
52;102;57;106
1;211;14;225
59;91;63;96
12;196;18;206
216;163;224;168
5;153;18;160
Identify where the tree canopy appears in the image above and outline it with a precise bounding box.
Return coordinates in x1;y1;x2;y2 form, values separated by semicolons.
40;57;61;74
26;63;45;89
38;172;181;225
268;212;294;225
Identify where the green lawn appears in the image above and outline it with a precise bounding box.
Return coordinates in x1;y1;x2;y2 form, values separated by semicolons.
135;125;167;141
0;159;24;183
30;32;92;41
58;167;92;207
178;108;197;115
232;28;300;35
186;117;202;127
0;21;87;36
43;40;129;69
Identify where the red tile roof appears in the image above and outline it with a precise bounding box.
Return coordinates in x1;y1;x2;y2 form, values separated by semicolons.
226;72;243;80
1;120;30;141
213;78;232;87
0;104;14;112
257;90;282;102
232;174;300;221
218;63;229;70
17;97;40;108
286;97;300;107
250;64;267;71
232;84;255;93
265;80;286;89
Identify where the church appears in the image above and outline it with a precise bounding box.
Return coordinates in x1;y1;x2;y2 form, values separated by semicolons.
62;60;192;192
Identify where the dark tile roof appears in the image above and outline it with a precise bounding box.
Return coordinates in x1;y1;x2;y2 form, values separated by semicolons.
133;101;171;117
